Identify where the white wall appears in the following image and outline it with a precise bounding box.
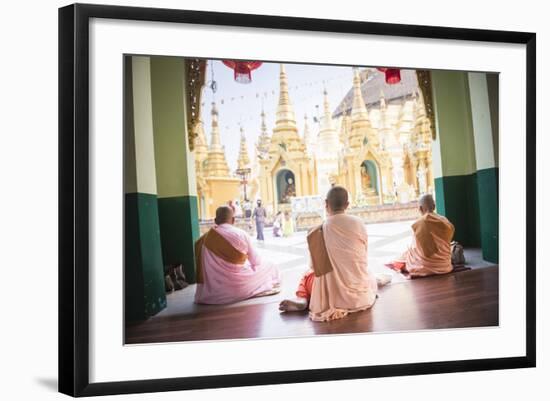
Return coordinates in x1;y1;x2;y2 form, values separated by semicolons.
0;0;547;400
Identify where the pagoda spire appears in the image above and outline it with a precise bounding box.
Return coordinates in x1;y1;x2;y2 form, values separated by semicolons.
204;101;230;177
338;99;351;146
379;89;396;150
349;68;378;148
318;89;339;156
303;113;311;143
321;89;335;130
302;113;316;155
272;64;300;144
379;89;387;110
193;120;208;166
237;126;251;170
379;89;388;130
256;108;271;157
209;101;222;151
351;68;370;122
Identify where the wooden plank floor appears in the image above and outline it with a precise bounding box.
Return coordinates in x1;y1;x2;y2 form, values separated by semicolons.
125;266;498;344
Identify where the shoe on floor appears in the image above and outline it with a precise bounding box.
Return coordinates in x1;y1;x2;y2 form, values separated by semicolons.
376;273;393;287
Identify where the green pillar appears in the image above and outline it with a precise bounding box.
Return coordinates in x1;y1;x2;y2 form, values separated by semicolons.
150;57;200;283
468;72;499;263
124;56;167;322
431;71;481;247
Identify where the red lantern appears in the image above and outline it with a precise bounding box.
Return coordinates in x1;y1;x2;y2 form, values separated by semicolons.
222;60;263;84
377;67;401;85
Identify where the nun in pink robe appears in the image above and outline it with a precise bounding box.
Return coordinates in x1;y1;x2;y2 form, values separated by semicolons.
194;223;281;305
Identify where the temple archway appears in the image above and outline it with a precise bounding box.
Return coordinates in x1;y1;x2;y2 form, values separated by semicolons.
275;169;296;204
360;160;379;195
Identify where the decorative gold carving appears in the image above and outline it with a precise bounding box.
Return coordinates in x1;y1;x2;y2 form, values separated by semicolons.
185;59;206;151
416;70;437;140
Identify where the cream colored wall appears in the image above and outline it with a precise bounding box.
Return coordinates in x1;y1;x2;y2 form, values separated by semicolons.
486;73;500;168
431;70;478;178
468;72;497;170
124;56;137;194
150;56;196;198
125;56;158;195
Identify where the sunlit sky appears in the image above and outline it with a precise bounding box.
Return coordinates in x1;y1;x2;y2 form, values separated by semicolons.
200;60;356;171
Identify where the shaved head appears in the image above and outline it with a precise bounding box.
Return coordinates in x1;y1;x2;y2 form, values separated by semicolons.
326;186;349;213
419;194;436;213
215;205;234;225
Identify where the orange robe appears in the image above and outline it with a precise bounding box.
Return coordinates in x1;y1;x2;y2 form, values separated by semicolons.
393;212;455;278
295;270;315;300
305;213;378;322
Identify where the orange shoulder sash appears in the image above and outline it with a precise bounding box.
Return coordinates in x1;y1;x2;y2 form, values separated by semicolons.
194;228;247;283
412;213;455;258
306;224;334;277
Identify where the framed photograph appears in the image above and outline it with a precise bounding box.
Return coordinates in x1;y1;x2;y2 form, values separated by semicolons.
59;3;536;397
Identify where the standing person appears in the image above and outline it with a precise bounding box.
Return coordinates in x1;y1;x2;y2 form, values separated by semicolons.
273;211;283;237
234;200;243;218
252;199;267;242
243;200;252;218
282;211;294;237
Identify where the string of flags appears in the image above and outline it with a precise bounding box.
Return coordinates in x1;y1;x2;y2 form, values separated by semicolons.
200;62;384;133
203;72;351;106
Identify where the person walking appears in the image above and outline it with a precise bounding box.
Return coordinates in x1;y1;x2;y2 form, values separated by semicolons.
252;199;267;242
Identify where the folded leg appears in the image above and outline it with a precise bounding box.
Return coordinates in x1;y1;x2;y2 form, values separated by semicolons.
279;270;314;313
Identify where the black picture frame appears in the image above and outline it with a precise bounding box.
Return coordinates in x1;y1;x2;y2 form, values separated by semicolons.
59;3;536;397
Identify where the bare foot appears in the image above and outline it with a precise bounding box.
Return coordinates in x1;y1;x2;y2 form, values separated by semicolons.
279;298;308;312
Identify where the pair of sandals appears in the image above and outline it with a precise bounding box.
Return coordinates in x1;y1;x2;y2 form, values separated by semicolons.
164;264;189;292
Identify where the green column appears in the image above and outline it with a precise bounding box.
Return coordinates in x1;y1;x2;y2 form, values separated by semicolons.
150;57;200;283
468;72;499;263
431;71;480;247
124;56;167;322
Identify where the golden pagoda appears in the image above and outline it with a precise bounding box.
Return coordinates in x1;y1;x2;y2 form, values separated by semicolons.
193;120;208;169
316;89;340;197
237;126;251;170
257;64;317;213
302;113;315;156
256;108;271;159
204;102;230;177
196;102;240;220
335;69;393;205
410;91;434;195
195;65;435;223
349;68;377;149
236;126;253;202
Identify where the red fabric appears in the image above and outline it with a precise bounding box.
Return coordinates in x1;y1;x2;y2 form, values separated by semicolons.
385;261;406;271
222;60;263;83
376;67;401;84
296;270;315;300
